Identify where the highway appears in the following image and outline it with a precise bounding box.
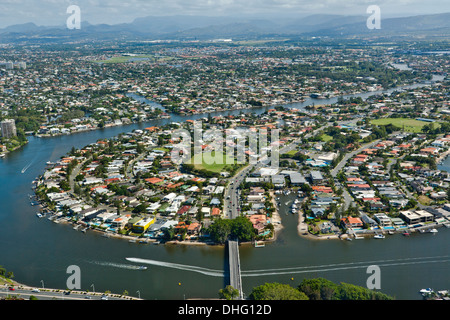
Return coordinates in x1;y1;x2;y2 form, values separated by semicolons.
0;284;138;300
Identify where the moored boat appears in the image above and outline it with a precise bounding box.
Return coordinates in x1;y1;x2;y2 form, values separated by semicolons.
374;234;385;239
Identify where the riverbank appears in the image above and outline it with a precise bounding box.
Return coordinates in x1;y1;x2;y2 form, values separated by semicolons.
34;116;164;139
0;140;29;159
269;191;284;241
437;150;450;164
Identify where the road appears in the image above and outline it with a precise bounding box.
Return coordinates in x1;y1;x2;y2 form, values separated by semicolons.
330;138;382;177
223;123;333;219
0;284;138;300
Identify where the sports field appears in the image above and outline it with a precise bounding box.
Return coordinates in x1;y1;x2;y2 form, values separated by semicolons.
370;118;439;133
189;151;238;173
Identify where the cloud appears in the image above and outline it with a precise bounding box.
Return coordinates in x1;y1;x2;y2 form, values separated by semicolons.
0;0;448;27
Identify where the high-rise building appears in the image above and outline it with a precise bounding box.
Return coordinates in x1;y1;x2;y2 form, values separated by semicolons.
15;61;26;69
1;119;17;139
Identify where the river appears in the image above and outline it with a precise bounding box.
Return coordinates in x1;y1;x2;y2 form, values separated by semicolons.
0;76;448;300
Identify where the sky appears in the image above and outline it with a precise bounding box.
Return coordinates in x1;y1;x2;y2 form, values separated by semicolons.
0;0;449;28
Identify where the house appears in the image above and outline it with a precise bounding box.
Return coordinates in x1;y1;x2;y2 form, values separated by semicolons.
110;214;132;229
373;213;392;227
187;222;202;235
309;171;324;185
289;172;307;186
361;213;378;228
248;214;267;235
272;175;285;188
400;210;434;225
419;147;439;155
132;217;156;233
340;216;363;229
247;194;265;202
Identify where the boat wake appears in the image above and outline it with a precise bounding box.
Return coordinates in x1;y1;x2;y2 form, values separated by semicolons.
241;255;450;277
21;162;33;174
94;255;449;278
125;257;224;277
89;260;147;271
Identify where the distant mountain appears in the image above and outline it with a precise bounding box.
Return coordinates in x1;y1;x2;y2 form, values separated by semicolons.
307;12;450;37
0;12;449;44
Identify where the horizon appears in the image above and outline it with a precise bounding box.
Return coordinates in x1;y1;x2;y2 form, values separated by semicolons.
0;0;449;29
3;11;450;30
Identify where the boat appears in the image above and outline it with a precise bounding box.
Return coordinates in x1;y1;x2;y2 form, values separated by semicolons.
374;234;385;239
310;93;326;99
36;213;43;218
420;288;433;295
429;228;438;233
138;266;147;270
403;231;410;236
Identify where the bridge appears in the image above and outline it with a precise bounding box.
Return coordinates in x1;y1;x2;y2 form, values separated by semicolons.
227;239;243;299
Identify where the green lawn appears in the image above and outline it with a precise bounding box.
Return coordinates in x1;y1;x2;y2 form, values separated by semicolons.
320;134;333;142
189;151;238;173
283;149;298;157
370;118;440;133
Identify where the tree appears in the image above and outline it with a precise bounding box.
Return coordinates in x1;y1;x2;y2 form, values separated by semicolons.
219;285;239;300
231;216;256;243
208;218;232;244
249;282;309;300
298;277;338;300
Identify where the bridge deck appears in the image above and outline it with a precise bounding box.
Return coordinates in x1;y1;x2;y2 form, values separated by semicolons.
227;239;243;299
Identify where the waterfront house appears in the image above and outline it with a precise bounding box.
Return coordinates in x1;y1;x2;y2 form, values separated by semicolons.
360;213;378;228
400;210;434;225
340;216;363;229
132;217;156;233
373;213;392;227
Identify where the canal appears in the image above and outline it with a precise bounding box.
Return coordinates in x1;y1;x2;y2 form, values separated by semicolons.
0;76;449;300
